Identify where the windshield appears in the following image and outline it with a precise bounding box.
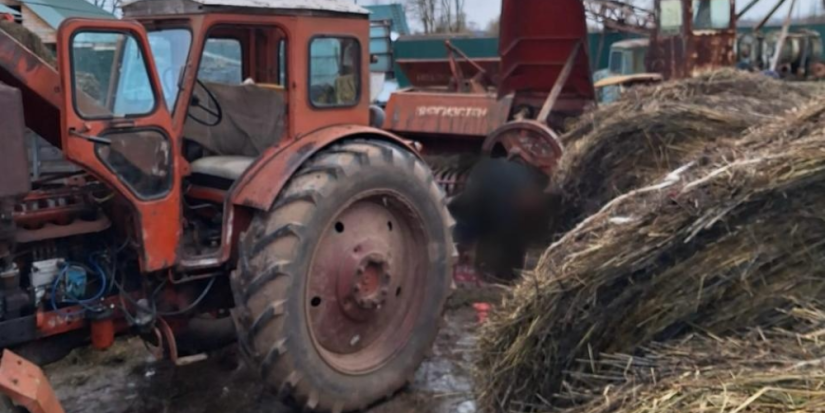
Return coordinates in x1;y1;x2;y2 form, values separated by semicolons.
71;28;192;118
147;29;192;111
609;50;623;74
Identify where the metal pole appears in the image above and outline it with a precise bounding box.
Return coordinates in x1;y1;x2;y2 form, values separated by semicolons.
737;0;764;20
29;134;39;180
538;40;582;124
755;0;788;32
770;0;796;71
593;29;607;72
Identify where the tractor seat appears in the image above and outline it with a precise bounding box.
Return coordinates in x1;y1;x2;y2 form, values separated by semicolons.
190;156;255;188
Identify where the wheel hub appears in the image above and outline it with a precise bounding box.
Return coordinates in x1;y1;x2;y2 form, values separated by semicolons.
350;254;391;311
306;195;427;374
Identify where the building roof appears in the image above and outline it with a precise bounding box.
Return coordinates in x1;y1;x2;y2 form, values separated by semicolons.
19;0;113;29
365;4;409;35
0;4;20;15
123;0;368;15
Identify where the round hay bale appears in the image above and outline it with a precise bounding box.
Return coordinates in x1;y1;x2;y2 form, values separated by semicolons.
475;100;825;412
550;70;820;237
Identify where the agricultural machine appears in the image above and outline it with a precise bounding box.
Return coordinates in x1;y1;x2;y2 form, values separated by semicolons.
384;0;595;274
588;0;824;102
0;0;593;412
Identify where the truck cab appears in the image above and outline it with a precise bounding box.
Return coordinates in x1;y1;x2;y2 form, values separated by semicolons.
593;38;656;103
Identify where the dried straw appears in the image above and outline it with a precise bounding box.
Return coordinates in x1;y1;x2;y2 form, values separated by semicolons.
560;306;825;413
476;98;825;412
0;20;55;66
550;70;820;235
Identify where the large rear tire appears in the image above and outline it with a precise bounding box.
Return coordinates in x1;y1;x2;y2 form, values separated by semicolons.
231;140;454;412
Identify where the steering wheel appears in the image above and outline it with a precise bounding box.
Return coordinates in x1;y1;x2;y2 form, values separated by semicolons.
187;79;223;127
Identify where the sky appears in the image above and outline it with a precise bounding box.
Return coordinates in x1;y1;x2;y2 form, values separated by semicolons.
362;0;825;32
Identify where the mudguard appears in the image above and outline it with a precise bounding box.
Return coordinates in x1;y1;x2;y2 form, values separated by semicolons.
230;125;419;211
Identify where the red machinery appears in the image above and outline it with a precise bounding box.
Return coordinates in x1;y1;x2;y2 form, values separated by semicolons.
382;0;595;276
0;0;596;411
384;0;595;189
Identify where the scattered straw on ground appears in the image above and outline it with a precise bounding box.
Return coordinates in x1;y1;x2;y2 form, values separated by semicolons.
550;70;820;235
561;306;825;413
476;97;825;412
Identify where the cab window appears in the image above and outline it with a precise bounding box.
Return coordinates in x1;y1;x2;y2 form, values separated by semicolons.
198;38;243;84
148;29;192;111
609;50;623;74
70;30;172;199
71;31;155;118
309;37;360;107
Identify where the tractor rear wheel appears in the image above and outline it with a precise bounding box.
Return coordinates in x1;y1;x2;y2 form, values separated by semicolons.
231;140;453;412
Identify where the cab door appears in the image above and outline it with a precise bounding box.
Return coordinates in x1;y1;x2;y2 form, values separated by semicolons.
57;19;182;271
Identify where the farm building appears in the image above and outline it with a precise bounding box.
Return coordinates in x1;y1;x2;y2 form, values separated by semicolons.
0;0;112;45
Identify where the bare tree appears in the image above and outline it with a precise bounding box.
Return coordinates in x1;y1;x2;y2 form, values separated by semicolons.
407;0;437;34
439;0;453;32
486;17;500;36
453;0;465;32
88;0;122;14
406;0;466;34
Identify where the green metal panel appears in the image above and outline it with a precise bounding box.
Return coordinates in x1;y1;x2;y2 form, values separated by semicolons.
391;23;825;88
364;4;410;35
393;36;499;87
392;34;639;87
20;0;112;30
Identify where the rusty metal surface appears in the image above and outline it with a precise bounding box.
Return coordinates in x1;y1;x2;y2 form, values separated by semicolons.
482;120;564;179
14;186;101;227
0;83;30;198
306;193;427;373
231;125;417;211
0;350;65;413
647;0;736;80
395;58;500;89
383;92;513;138
35;297;126;339
0;29;62;148
584;0;656;35
15;214;111;244
498;0;595;105
58;19;183;272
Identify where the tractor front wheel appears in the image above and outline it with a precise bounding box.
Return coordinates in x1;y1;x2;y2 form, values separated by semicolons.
231;140;453;412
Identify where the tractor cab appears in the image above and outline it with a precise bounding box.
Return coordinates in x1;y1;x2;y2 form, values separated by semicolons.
58;0;379;270
0;2;453;411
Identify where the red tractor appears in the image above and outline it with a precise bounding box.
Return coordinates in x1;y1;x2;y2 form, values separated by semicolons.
0;0;593;412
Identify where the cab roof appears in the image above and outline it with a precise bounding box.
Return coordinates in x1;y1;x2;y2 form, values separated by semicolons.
123;0;369;18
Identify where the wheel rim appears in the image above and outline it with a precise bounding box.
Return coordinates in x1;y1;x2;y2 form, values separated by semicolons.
306;190;429;374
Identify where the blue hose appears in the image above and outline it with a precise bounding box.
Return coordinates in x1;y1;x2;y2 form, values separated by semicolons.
50;258;108;312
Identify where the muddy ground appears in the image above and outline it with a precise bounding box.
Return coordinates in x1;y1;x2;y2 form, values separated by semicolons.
41;287;501;413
